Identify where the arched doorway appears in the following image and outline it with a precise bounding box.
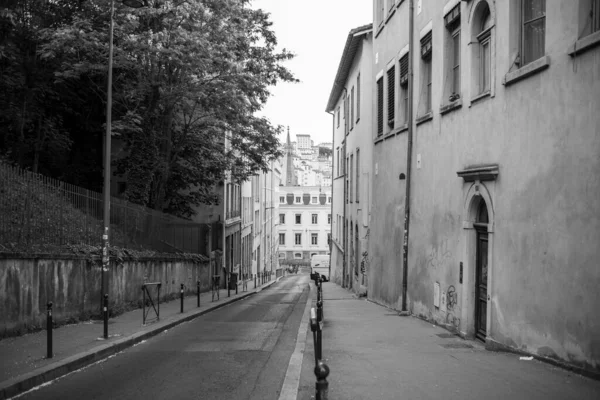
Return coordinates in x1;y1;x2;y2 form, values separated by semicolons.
473;199;489;341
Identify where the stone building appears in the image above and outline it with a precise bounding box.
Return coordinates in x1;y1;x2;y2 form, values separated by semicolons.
326;23;374;293
329;0;600;375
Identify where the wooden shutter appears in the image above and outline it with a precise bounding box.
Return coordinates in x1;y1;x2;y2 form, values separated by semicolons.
387;66;395;125
377;77;383;135
421;31;432;59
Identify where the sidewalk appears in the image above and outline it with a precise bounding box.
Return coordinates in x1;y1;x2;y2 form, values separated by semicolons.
297;282;600;400
0;275;282;400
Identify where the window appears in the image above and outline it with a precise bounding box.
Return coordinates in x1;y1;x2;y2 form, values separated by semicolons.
294;252;302;259
312;196;318;204
279;196;285;203
328;197;332;203
356;73;361;122
312;214;318;224
580;0;600;38
279;233;285;245
478;3;492;94
295;233;302;245
336;106;340;127
445;4;461;101
420;31;433;114
377;77;383;136
387;65;395;127
345;156;349;204
295;214;301;224
356;149;360;203
279;214;285;224
328;214;332;224
344;95;349;135
521;0;546;66
377;0;385;26
350;154;354;202
279;252;286;259
311;233;318;245
399;53;409;124
295;196;301;203
350;86;355;130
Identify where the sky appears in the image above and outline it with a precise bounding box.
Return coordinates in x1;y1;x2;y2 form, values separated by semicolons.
251;0;373;146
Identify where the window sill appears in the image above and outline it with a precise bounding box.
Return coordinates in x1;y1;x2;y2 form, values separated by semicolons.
374;134;385;145
416;112;433;125
503;55;550;86
470;91;491;105
439;99;462;115
568;30;600;57
375;23;385;39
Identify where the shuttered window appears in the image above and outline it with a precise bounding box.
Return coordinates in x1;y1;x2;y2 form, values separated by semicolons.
421;31;432;59
399;53;409;124
356;73;361;122
350;86;355;130
377;77;383;136
387;66;395;126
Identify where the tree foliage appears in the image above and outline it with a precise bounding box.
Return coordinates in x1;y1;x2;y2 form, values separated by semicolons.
1;0;296;218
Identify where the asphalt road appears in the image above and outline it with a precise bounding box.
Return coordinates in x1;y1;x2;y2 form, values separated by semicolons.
19;274;311;400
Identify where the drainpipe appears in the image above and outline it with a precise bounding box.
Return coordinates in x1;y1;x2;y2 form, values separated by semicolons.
341;87;348;288
326;110;334;280
401;0;415;314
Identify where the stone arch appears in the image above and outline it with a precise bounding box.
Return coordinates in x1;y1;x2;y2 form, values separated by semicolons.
463;180;495;232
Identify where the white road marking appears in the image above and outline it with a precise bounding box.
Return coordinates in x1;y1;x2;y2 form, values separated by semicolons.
278;283;312;400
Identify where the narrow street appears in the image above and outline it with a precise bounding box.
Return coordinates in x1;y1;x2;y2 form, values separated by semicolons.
18;274;311;400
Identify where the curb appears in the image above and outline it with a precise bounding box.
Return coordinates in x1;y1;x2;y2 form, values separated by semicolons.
0;276;283;400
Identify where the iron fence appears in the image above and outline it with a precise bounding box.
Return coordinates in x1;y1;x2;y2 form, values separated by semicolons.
0;162;208;254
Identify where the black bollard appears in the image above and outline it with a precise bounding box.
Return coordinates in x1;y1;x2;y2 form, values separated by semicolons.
180;284;184;313
103;294;108;339
254;273;257;288
315;361;330;400
197;280;201;307
310;307;329;400
46;302;53;359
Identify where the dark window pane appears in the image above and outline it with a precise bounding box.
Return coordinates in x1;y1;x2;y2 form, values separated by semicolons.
523;17;545;64
523;0;545;22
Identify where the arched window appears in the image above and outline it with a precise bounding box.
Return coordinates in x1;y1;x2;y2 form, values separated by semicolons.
471;1;494;98
294;252;302;259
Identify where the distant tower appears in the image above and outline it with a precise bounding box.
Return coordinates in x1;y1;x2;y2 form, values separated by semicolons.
285;127;296;186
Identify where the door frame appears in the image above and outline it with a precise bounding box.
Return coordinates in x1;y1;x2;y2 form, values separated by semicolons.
460;181;494;341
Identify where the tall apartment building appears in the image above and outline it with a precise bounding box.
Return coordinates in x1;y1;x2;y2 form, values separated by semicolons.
277;186;332;263
251;160;282;278
326;24;374;292
328;0;600;375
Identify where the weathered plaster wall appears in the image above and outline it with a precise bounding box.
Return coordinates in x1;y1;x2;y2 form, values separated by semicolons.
370;0;600;373
369;2;410;308
0;255;210;337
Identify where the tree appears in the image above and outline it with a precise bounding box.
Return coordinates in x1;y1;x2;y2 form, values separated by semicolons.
2;0;297;218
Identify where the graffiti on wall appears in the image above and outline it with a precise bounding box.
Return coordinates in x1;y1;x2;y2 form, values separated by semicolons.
446;285;457;311
426;238;452;269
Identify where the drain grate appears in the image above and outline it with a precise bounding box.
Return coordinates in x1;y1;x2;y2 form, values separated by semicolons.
440;342;473;349
436;333;457;339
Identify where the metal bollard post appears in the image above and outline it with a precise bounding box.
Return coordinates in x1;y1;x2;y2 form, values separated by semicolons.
315;361;330;400
228;274;231;297
103;294;108;339
180;284;184;313
197;280;200;308
254;273;257;288
310;307;329;400
46;302;53;358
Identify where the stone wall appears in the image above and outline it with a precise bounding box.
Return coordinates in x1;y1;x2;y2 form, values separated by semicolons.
0;254;211;338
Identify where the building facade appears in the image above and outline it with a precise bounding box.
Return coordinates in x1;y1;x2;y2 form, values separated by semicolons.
364;0;600;374
327;24;374;292
277;186;332;263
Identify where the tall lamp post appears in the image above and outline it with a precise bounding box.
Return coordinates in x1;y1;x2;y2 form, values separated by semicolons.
102;0;147;336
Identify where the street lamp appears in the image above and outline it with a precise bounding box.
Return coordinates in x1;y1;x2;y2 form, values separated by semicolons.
102;0;147;337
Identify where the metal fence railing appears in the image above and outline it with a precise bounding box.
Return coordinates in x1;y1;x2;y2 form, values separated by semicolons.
0;162;208;254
